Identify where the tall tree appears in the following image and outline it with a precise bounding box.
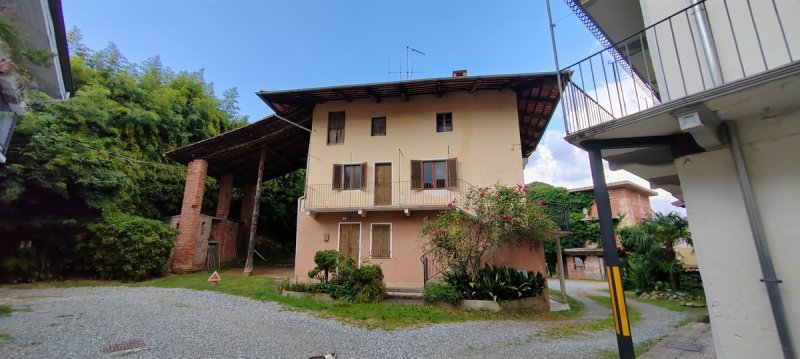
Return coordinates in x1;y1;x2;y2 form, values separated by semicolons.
0;33;246;278
620;212;691;291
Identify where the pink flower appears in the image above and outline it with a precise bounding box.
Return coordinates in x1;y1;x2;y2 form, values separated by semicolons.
447;202;454;209
479;192;485;198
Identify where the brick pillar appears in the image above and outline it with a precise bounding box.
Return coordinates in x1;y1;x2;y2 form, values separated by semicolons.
238;183;257;249
172;159;208;274
215;174;234;219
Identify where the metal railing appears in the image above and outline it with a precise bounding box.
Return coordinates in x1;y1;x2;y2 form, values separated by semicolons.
544;203;571;232
563;0;798;134
304;179;472;210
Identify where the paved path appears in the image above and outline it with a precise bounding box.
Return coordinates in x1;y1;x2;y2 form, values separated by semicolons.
0;281;688;358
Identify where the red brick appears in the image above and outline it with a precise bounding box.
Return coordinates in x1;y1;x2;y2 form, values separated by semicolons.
172;159;208;273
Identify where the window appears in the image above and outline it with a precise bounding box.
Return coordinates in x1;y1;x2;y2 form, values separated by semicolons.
371;224;391;258
332;163;367;190
436;112;452;132
574;256;585;270
371;117;386;136
327;111;345;144
410;158;457;189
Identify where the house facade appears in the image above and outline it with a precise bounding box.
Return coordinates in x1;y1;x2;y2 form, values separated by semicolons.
284;73;560;289
563;181;657;280
557;0;800;357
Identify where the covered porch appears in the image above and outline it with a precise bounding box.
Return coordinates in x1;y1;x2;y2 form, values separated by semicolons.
164;110;311;274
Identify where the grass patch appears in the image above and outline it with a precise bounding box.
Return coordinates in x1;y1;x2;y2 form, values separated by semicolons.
625;291;708;327
0;305;11;318
596;337;662;358
0;332;10;342
136;270;586;330
539;295;642;339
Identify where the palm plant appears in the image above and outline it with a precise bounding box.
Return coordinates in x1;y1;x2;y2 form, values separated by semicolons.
621;212;691;291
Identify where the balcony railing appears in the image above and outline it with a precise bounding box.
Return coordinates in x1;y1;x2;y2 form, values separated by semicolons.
562;0;798;134
304;180;472;211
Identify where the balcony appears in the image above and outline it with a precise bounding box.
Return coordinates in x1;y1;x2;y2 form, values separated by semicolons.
562;0;799;134
304;180;472;213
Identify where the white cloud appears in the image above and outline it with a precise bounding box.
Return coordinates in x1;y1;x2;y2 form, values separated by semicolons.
524;129;686;216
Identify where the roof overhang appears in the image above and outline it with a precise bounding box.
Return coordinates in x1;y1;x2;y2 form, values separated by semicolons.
257;72;561;158
165;110;311;184
0;0;74;101
166;73;560;183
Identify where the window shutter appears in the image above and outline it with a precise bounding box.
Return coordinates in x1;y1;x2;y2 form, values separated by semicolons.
446;158;458;187
371;227;380;257
360;162;367;190
332;164;343;190
410;160;422;190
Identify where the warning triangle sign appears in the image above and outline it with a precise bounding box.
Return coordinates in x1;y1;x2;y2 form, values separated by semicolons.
208;271;221;284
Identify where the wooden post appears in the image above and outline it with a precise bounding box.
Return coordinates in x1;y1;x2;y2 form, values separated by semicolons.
243;148;267;276
555;236;568;304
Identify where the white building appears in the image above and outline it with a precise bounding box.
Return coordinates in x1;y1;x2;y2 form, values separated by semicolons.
556;1;799;358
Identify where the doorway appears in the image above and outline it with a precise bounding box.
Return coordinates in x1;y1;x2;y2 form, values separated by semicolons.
374;163;392;205
338;223;360;260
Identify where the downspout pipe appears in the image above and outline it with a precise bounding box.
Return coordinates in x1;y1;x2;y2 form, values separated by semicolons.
691;0;724;86
721;121;796;359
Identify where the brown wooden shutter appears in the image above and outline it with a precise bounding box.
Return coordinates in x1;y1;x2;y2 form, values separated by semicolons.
372;225;390;257
446;158;458;187
332;164;343;190
360;162;367;190
410;160;422;190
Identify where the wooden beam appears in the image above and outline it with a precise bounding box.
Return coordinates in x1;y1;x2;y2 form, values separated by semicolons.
436;80;443;98
243;147;267;276
398;84;410;101
365;87;381;103
469;80;482;93
333;90;353;102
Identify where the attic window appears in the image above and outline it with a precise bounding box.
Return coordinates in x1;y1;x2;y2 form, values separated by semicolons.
436;113;452;132
371;117;386;136
327;111;345;145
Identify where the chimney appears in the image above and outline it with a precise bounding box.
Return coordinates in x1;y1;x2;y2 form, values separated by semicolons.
452;69;467;77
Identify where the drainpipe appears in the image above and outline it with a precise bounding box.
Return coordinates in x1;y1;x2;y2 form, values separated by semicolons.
691;0;724;86
721;122;796;359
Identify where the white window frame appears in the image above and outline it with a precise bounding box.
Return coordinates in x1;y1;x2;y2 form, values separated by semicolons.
369;223;392;259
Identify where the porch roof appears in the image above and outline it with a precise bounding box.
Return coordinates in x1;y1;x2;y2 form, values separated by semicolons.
165;72;560;183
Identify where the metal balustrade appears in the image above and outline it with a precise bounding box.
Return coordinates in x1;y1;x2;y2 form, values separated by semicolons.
562;0;798;134
304;179;472;210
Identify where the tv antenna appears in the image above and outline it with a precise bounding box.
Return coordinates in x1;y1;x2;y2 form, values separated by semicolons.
388;46;426;80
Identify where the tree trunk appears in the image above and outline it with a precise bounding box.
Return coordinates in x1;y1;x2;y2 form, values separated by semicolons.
243;148;267;276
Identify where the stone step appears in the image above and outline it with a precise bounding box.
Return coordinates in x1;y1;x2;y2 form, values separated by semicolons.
386;291;423;300
386;287;422;294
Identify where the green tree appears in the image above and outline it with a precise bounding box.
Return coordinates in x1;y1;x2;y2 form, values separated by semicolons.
526;182;596;272
421;184;557;274
620;212;692;291
0;33;246;280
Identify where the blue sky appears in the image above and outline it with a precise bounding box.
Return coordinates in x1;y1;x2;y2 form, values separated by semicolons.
62;0;683;214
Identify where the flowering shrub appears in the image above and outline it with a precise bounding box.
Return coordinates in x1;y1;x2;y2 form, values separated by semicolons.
421;184;557;274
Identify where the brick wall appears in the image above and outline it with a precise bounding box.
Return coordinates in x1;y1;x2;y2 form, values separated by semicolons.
172;159;208;273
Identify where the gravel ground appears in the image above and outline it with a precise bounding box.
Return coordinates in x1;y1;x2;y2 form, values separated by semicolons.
0;282;686;359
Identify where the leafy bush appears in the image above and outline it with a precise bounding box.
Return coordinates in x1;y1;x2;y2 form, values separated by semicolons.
87;212;177;281
444;265;546;302
308;250;340;283
1;246;38;283
312;282;356;301
284;281;312;292
333;258;387;303
422;281;462;304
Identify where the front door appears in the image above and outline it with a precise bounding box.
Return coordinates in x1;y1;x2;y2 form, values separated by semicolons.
339;223;360;260
374;163;392;205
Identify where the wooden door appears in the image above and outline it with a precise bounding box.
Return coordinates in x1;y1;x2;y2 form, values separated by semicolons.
339;223;360;260
374;163;392;205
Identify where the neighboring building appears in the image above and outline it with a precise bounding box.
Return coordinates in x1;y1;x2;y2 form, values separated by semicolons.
0;0;73;163
558;0;800;357
570;180;657;227
166;72;561;292
563;181;657;280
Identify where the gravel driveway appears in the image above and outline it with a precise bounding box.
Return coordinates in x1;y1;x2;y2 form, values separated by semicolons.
0;282;686;358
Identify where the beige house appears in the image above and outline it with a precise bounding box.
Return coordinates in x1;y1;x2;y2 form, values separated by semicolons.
165;72;561;291
272;72;561;289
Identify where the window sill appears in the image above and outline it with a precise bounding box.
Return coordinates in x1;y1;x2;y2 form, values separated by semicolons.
370;256;391;260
